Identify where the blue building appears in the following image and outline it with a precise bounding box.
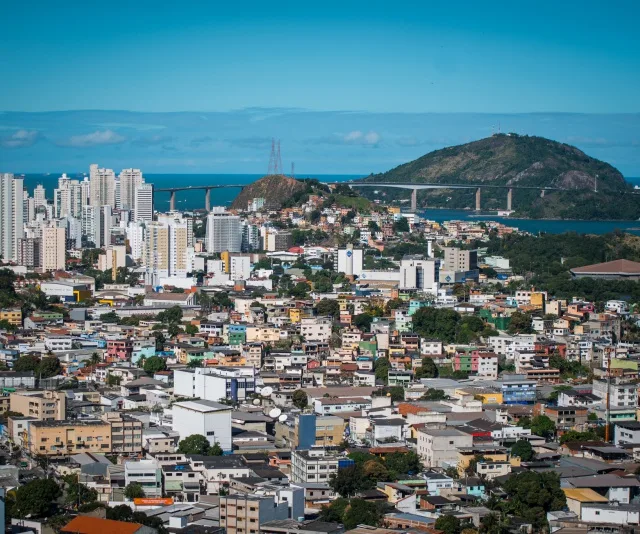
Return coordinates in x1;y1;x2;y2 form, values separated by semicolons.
501;377;537;405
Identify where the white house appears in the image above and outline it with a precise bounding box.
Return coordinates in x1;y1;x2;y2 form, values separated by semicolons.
172;400;233;452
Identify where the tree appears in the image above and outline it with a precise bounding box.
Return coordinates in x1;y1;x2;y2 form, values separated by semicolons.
289;282;309;299
385;298;404;312
63;474;98;506
559;430;599;444
385;451;422;478
393;217;410;233
178;434;213;455
167;323;184;338
13;478;62;518
342;499;383;530
374;357;390;384
329;465;370;497
435;515;462;534
209;442;224;456
89;352;101;365
528;415;556;439
292;390;308;410
0;319;16;331
14;355;40;373
143;356;167;374
107;504;134;522
319;498;350;523
422;388;447;401
415;357;438;379
317;298;340;317
508;311;533;334
38;356;62;378
124;482;145;500
184;324;198;335
412;307;461;343
502;472;566;530
363;460;390;483
187;359;203;368
511;440;535;461
353;313;373;332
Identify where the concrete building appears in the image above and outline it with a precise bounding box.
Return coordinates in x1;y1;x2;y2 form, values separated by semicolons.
300;318;332;342
102;412;143;455
26;419;112;456
10;390;66;421
570;259;640;280
41;225;66;271
143;222;170;284
124;458;162;498
134;182;154;222
265;230;293;252
82;205;102;247
399;255;439;294
290;448;340;483
17;237;41;268
0;173;24;262
173;367;257;403
89;164;116;208
172;400;233;452
0;309;22;327
220;493;299;534
417;428;473;467
336;245;364;277
119;168;144;211
206;208;241;253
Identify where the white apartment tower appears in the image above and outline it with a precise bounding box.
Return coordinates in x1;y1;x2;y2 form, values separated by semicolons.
82;206;101;248
89;164;116;208
134;183;154;222
33;184;47;211
206;208;241;253
119;168;144;211
54;175;84;219
41;226;66;271
0;174;24;262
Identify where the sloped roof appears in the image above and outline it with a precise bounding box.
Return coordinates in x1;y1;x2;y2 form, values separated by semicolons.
571;259;640;275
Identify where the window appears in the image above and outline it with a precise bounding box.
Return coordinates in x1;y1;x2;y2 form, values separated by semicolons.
207;431;215;436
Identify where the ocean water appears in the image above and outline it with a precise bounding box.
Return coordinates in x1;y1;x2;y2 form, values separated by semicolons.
20;173;640;235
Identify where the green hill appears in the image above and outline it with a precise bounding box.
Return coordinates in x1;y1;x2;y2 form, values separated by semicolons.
360;134;637;220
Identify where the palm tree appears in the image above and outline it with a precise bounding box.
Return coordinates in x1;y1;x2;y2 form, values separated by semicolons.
90;352;101;365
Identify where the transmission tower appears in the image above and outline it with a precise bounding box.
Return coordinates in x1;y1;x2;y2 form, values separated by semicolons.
291;162;295;179
268;138;277;175
275;140;283;175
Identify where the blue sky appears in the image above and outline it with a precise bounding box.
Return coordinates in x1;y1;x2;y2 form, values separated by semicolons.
1;1;639;173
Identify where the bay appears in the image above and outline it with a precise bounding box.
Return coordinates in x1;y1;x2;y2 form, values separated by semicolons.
20;173;640;236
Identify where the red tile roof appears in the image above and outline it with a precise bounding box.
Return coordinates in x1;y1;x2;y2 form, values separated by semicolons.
61;516;142;534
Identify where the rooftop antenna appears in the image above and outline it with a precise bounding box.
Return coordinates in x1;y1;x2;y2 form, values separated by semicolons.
268;138;277;175
291;162;295;180
276;140;283;175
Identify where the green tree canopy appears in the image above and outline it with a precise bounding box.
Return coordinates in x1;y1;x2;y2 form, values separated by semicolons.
317;298;340;317
292;390;308;410
415;357;438;379
353;313;373;332
124;483;145;500
435;515;463;534
342;499;384;530
511;440;535;461
143;356;167;374
178;434;218;455
14;355;40;373
38;356;62;378
527;415;556;439
13;478;62;518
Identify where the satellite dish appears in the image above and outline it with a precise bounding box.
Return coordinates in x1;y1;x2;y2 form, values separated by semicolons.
278;414;288;422
261;386;273;397
252;398;261;406
269;408;282;419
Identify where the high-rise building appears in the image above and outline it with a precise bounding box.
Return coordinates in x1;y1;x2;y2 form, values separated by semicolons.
54;175;84;219
156;214;190;278
114;180;121;210
143;222;170;284
241;222;261;252
399;255;439;294
265;230;293;252
41;226;66;271
82;206;101;247
89;164;116;207
23;190;34;223
0;174;24;262
17;237;41;268
119;168;144;211
126;222;145;262
206;208;241;253
33;184;47;211
101;206;113;248
134;183;154;222
336;244;364;277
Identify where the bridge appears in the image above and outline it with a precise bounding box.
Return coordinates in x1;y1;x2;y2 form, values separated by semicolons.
155;184;247;211
155;180;588;213
327;182;580;212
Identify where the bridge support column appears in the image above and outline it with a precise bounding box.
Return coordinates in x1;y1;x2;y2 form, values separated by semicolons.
411;189;417;212
169;190;176;212
540;189;545;198
475;188;481;211
507;188;513;211
205;188;211;212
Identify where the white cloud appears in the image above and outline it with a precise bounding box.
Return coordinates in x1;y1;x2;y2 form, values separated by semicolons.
1;129;40;148
343;130;381;145
66;130;125;147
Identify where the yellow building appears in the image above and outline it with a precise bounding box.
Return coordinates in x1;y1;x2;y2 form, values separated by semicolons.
289;308;302;324
457;446;509;475
221;251;230;273
26;420;112;456
455;389;503;404
10;390;66;421
531;292;546;310
0;309;22;326
245;326;281;343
